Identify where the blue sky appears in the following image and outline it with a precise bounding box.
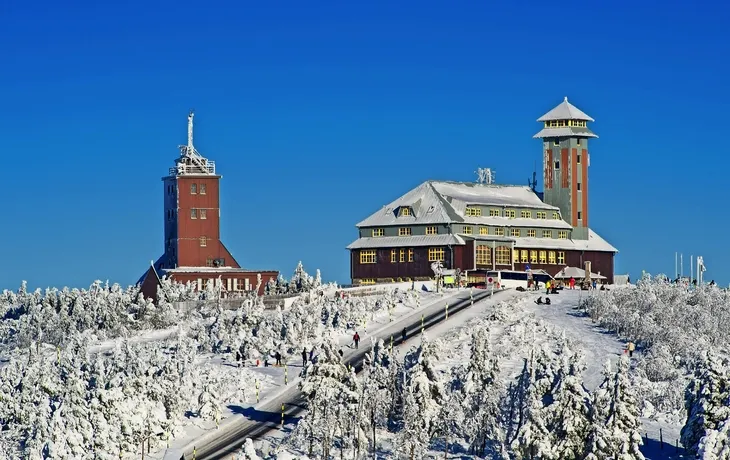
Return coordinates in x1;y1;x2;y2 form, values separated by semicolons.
1;0;728;290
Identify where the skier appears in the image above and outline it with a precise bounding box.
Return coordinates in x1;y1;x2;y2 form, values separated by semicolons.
353;331;360;349
301;348;307;367
275;351;282;367
402;327;407;344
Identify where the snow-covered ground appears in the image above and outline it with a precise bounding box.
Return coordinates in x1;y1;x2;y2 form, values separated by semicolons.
259;287;686;460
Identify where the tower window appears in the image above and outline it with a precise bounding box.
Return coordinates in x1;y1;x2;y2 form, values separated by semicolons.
200;236;207;247
400;207;411;217
577;155;581;164
578;212;582;220
200;183;207;195
191;208;197;219
553;139;560;146
200;209;207;219
555;161;560;169
191;183;197;194
577;183;581;191
577;138;582;146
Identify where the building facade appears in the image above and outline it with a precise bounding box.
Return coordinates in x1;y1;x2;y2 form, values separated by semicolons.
347;98;617;285
138;112;278;298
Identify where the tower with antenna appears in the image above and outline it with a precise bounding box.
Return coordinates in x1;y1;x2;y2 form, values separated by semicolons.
161;111;239;269
533;97;597;240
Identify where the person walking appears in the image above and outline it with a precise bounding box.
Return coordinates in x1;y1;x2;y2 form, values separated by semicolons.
353;331;360;349
545;280;551;294
627;342;636;358
569;277;575;289
275;351;282;366
301;348;307;367
402;327;407;344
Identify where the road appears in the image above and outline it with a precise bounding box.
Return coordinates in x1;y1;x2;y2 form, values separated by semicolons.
182;287;500;460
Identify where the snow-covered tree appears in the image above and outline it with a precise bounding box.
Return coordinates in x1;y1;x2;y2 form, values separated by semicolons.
681;350;730;456
584;357;645;460
395;337;446;460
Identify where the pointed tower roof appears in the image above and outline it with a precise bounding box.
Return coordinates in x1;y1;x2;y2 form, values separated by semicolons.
537;97;594;122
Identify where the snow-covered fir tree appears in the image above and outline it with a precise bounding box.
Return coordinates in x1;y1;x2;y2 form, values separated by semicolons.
395;336;446;460
584;357;645;460
681;350;730;456
546;338;591;459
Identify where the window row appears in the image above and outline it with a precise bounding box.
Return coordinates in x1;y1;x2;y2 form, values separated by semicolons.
190;183;207;195
475;246;566;266
544;119;587;128
465;207;560;220
190;208;208;219
372;226;569;239
390;248;415;263
359;247;446;264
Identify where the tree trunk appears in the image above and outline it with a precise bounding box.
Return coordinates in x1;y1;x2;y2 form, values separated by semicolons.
371;407;376;456
309;404;316;457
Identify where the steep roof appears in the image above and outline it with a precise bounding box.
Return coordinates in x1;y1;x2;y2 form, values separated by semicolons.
356;180;557;228
537;97;595;122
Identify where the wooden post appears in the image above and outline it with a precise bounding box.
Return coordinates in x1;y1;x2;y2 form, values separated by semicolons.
284;365;288;385
255;380;260;403
445;303;449;320
421;314;424;333
193;446;196;460
281;403;285;428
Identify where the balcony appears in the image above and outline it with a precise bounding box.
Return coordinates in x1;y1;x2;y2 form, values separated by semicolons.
169;160;216;176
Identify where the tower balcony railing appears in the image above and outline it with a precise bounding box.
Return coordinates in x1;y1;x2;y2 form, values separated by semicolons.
169;161;216;176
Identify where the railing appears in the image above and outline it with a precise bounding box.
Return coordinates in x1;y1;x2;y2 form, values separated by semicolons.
169;160;216;176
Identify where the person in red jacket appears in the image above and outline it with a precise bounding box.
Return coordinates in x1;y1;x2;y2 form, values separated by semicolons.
353;331;360;349
569;277;576;289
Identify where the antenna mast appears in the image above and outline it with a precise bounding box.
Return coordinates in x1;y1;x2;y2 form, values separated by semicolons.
475;167;495;185
187;110;194;153
528;161;538;192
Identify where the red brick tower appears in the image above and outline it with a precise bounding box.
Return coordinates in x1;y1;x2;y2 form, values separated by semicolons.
161;111;238;269
138;112;278;298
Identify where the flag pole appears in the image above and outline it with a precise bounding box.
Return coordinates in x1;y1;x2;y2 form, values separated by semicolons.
691;255;693;284
675;252;678;279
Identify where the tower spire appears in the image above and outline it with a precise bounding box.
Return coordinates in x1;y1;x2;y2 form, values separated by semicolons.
187;110;194;153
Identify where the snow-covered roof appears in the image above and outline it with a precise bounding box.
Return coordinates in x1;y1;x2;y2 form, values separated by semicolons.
537;97;595;122
161;267;278;274
466;229;618;253
461;216;572;230
347;234;465;250
554;266;607;279
356;180;556;228
532;126;598;139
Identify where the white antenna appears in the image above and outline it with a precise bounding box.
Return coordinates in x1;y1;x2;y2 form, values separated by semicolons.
173;110;216;176
187;110;194;153
476;167;495;185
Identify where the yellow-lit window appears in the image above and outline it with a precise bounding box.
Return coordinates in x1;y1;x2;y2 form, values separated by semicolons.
552;212;560;220
200;209;207;219
539;251;547;264
400;207;411;217
510;228;520;237
505;210;516;218
479;227;489;236
527;229;536;238
494;227;504;236
476;246;491;265
191;183;197;194
520;250;528;263
200;183;206;195
390;249;397;263
466;207;482;217
558;252;566;264
199;236;207;247
360;250;377;264
495;247;511;265
360;278;376;285
399;227;412;236
489;209;500;217
428;247;445;262
536;211;547;219
513;249;519;263
408;248;414;262
399;249;405;262
548;251;556;264
520;210;531;218
542;230;552;238
463;226;473;235
372;228;385;237
530;250;538;264
426;226;437;235
558;231;569;239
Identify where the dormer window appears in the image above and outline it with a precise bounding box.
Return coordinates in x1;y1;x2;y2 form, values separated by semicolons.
465;206;482;217
400;207;411;217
